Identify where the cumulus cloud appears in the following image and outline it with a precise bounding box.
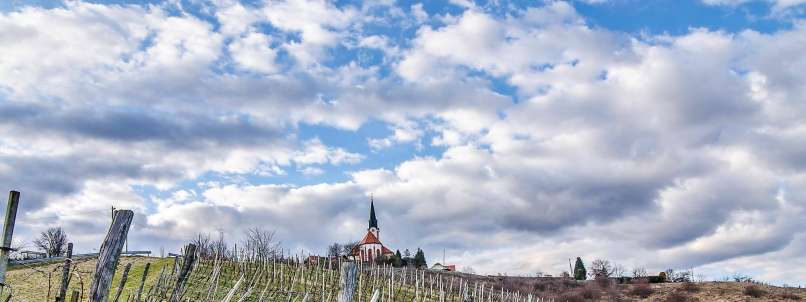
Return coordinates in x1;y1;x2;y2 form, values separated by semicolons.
0;0;805;285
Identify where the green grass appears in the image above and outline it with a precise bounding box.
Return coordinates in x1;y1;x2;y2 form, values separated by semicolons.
4;256;174;301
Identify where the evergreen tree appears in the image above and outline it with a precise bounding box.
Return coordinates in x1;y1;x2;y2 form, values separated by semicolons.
573;257;587;280
414;248;427;268
394;250;403;267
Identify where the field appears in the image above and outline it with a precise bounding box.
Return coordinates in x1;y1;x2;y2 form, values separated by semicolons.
5;256;174;302
4;256;805;302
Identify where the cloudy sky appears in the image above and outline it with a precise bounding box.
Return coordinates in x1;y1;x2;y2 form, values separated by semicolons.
1;0;805;284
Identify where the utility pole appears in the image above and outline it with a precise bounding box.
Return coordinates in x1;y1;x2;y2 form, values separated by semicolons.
0;191;21;296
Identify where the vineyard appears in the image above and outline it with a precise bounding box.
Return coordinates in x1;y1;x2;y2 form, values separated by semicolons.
0;191;548;302
177;256;546;302
4;252;551;302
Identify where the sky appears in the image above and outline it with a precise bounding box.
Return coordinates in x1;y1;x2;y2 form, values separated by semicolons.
0;0;805;285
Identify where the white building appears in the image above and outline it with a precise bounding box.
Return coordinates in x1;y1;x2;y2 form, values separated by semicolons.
351;198;394;262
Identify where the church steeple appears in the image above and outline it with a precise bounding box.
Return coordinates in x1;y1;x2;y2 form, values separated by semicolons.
368;195;378;229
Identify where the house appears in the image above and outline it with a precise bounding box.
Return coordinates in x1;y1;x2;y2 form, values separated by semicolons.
430;263;456;271
19;250;47;260
351;197;394;262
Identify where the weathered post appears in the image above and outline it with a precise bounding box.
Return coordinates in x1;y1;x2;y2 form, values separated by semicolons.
113;262;132;302
70;290;79;302
0;191;20;292
168;243;196;302
337;262;358;302
88;210;134;302
133;262;150;302
57;242;74;302
369;289;380;302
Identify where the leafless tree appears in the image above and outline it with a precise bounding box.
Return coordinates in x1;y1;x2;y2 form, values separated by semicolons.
632;266;648;278
241;227;280;260
327;242;342;257
192;231;232;260
589;259;614;278
341;241;358;256
192;233;214;259
33;227;68;257
327;241;359;257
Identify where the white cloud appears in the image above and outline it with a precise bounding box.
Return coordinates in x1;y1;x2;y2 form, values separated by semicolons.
1;0;805;285
229;32;280;73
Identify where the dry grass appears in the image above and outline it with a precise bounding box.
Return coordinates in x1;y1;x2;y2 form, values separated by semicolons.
628;283;653;298
662;291;700;302
745;285;768;298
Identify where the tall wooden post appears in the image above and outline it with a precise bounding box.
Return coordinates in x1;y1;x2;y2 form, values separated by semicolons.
57;242;74;302
89;210;133;302
0;191;20;290
337;262;358;302
134;262;150;302
168;244;196;302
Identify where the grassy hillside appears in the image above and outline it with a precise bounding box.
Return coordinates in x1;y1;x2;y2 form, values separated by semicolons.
4;258;804;302
4;256;173;302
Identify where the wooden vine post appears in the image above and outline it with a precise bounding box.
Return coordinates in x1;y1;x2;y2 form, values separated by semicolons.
0;191;20;291
337;262;359;302
134;262;150;302
88;209;134;302
57;242;74;302
168;243;197;302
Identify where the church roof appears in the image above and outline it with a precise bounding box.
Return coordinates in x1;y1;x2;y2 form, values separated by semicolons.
369;198;378;229
359;231;381;245
350;231;394;255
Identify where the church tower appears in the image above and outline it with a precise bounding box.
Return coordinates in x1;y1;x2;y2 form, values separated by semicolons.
368;196;379;239
350;195;393;262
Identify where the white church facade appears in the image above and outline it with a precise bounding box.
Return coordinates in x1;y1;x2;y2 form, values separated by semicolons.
350;198;394;262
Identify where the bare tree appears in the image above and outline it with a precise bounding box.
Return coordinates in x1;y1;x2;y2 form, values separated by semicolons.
33;227;68;257
327;241;359;258
613;264;626;278
191;233;214;259
341;241;358;256
328;242;342;257
241;227;280;260
589;259;614;278
632;266;648;278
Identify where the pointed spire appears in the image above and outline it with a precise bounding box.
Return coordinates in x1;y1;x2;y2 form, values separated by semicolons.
368;194;378;229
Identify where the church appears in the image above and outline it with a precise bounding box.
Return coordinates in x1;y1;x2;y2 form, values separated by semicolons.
350;198;394;262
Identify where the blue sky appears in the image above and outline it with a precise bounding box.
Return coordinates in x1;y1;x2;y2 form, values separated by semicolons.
1;0;805;285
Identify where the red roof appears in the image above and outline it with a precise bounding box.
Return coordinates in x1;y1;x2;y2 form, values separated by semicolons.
359;231;382;245
350;231;395;256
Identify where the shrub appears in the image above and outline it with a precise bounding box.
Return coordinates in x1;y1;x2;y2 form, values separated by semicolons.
663;292;700;302
580;286;600;300
744;285;766;298
596;276;612;288
556;292;585;302
780;292;801;300
628;283;653;298
644;275;665;283
680;282;700;293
